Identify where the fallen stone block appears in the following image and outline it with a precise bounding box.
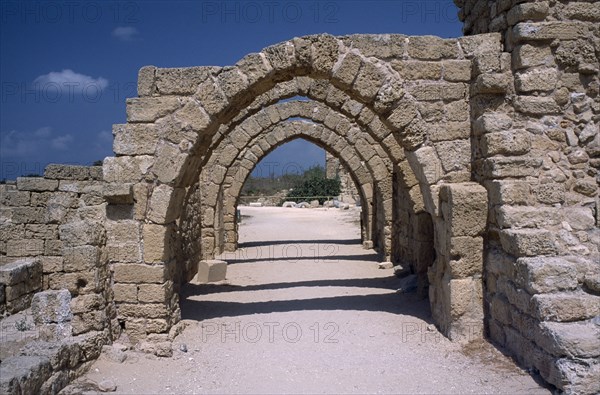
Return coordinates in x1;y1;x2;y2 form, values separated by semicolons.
193;260;227;284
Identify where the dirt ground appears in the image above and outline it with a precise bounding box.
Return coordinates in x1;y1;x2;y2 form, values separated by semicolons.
74;206;551;394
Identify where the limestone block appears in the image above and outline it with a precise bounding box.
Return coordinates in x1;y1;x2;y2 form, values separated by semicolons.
70;293;105;315
398;118;427;150
235;53;273;86
515;257;579;294
153;141;187;184
448;236;483;278
59;221;104;247
103;156;154;183
137;65;156;96
506;2;549;25
41;256;63;274
429;121;470;142
564;207;595;231
408;83;466;101
194;260;227;284
142;224;175;263
563;2;600;22
155;66;215;95
16;177;58;192
407;146;443;185
473;112;513;135
475;73;512;94
24;224;58;240
112;123;159;156
482;129;531;156
62;246;101;272
107;244;142;263
103;183;134;204
138;282;172;303
113;283;137;303
44;164;92;180
515;96;560;115
386;101;417;130
535;183;565;204
6;239;44;257
147;184;185;224
216;67;249;100
114;263;166;284
393;60;442;80
482;157;542;178
126;97;180;123
353;61;384;101
0;190;30;206
448;277;480;319
407;36;458;60
532;292;600;322
434;140;471;173
0;356;52;395
440;183;487;237
442;60;471;82
31;289;72;325
515;68;557;92
0;259;41;285
499;229;557;257
495;206;562;229
263;41;295;71
310;35;340;75
194;79;228;117
118;303;170;319
512;22;588;42
513;44;553;69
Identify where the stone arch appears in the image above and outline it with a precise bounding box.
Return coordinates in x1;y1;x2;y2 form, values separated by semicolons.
197;99;402;257
106;34;487;344
215;120;382;252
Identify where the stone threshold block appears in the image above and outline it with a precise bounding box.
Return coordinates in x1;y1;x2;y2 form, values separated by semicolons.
192;260;227;284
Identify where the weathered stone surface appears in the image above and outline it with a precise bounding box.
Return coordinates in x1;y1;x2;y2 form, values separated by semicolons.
59;221;105;247
103;183;134;204
126;97;181;123
532;292;600;322
513;22;588;42
440;183;487;237
31;289;72;325
482;130;531;156
500;229;557;257
514;96;560;115
114;263;166;284
515;257;579;294
513;44;553;69
16;177;58;192
193;260;227;284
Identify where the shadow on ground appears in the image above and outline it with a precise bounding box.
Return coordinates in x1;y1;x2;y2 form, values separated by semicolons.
180;276;432;323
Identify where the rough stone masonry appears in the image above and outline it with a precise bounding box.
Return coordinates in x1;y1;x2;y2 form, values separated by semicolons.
0;0;599;393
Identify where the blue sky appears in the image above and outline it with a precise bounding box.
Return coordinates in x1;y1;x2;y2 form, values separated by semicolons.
0;0;462;180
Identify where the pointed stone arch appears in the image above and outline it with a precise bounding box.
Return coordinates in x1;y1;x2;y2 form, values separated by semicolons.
105;33;487;344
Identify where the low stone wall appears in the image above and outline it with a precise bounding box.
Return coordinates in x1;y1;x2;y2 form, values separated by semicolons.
0;165;117;394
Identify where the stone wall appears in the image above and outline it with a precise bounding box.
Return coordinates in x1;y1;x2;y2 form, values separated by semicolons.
455;1;600;392
325;151;361;205
0;165;117;393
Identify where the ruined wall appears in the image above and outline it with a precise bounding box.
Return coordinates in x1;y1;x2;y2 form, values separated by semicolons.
455;1;600;393
325;152;361;204
0;165;118;393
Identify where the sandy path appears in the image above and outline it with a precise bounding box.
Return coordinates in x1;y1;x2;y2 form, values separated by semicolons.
77;207;550;394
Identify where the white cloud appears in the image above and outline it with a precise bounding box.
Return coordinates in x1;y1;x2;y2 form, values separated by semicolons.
33;69;108;93
51;134;74;150
0;127;74;158
112;26;140;41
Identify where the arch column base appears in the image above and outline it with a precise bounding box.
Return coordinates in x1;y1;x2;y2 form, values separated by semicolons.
428;182;487;342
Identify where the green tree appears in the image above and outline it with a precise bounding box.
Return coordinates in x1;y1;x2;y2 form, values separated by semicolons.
286;165;340;204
